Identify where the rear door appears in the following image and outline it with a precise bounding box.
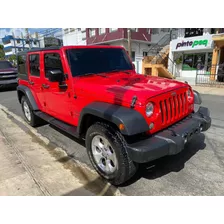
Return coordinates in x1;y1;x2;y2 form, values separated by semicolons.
27;52;46;111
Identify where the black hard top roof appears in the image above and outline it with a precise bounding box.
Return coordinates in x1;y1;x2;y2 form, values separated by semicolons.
17;46;62;55
17;45;125;56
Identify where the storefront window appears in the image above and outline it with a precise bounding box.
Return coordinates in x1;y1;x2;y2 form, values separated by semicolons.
205;52;212;71
182;53;206;70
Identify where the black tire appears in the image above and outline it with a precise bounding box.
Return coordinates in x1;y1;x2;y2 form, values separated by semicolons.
21;96;42;127
85;122;138;186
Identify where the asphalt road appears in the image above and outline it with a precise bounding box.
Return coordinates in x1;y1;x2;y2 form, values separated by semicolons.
0;87;224;195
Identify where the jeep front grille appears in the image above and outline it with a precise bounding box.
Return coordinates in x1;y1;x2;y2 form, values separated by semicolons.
160;92;188;125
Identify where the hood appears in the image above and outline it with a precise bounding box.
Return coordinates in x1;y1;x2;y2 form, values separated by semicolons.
0;67;17;74
73;71;189;106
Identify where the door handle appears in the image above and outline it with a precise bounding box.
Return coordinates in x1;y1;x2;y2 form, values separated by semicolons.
28;80;34;85
42;84;50;89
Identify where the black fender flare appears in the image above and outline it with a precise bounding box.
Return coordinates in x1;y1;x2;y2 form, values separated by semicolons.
78;102;149;136
193;90;202;105
17;85;39;110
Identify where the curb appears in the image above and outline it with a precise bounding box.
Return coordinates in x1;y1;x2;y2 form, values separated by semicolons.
0;104;124;196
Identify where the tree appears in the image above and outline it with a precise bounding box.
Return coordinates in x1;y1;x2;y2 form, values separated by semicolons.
0;44;5;60
8;54;17;66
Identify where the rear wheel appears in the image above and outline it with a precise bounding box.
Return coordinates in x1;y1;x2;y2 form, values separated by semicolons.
21;96;42;127
85;122;138;186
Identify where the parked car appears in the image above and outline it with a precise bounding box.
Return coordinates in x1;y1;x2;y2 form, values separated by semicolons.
16;46;211;185
0;60;18;89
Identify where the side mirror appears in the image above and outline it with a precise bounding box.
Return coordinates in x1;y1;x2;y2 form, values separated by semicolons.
132;63;135;70
47;69;64;82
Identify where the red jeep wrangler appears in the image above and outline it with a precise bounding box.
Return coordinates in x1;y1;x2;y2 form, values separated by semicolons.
16;46;211;185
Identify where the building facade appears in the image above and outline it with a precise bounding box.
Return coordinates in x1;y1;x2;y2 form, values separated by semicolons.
60;28;176;74
2;35;40;57
168;28;224;80
62;28;86;46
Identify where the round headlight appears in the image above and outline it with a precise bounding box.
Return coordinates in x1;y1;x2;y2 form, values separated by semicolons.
146;102;154;117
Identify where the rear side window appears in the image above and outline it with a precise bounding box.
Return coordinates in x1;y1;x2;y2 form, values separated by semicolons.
44;53;63;78
17;54;27;79
29;54;40;77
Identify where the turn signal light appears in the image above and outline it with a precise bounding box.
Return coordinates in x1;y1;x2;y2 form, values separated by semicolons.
119;124;125;131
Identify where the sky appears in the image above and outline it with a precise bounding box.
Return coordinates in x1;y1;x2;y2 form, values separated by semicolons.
0;28;62;44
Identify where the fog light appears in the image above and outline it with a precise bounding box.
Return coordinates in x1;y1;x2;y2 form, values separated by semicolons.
149;123;154;130
200;124;203;131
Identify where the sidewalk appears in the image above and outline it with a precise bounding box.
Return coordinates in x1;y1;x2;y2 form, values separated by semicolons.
191;86;224;96
175;77;224;96
0;107;96;196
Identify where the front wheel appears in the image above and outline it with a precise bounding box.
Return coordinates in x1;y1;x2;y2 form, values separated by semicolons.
85;122;138;186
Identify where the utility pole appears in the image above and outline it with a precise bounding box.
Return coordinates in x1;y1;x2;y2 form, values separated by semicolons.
21;32;25;51
12;32;17;54
25;28;31;49
170;28;173;41
127;28;132;58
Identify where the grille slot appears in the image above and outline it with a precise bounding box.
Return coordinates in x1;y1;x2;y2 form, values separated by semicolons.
160;91;188;125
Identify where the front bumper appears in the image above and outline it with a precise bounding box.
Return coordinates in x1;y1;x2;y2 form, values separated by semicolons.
127;106;211;163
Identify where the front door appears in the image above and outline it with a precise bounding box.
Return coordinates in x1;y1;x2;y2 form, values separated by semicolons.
41;51;73;124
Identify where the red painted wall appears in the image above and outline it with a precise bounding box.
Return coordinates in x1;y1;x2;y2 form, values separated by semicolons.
86;28;151;45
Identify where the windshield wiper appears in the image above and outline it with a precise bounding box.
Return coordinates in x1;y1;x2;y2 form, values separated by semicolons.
107;69;130;74
80;73;107;77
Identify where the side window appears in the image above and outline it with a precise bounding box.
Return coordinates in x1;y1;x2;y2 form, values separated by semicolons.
44;53;63;78
18;54;27;76
29;54;40;77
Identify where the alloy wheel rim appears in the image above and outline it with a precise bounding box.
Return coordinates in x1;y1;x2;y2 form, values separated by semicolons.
23;101;31;122
91;135;117;175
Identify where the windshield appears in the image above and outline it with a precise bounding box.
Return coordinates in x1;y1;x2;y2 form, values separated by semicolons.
0;61;14;69
66;48;133;77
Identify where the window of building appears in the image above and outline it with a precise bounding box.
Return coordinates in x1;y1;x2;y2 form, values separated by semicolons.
70;28;75;32
143;51;148;57
99;28;106;35
44;53;63;78
29;54;40;77
182;53;206;71
17;39;21;44
109;28;118;32
3;39;11;45
18;54;27;76
151;28;159;34
131;51;135;62
89;28;96;37
130;28;138;32
64;28;69;34
184;28;203;38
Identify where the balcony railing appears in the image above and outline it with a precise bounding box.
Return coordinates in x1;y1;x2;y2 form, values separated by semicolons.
196;64;224;87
